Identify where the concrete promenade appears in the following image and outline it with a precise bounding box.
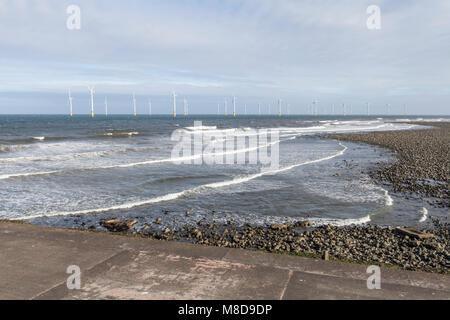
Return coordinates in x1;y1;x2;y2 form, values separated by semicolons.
0;221;448;300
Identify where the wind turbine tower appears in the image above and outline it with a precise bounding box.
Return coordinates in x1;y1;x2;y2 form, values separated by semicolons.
132;93;137;117
68;89;73;117
386;103;390;116
233;96;236;117
343;103;346;116
244;104;247;115
184;98;188;116
105;96;108;117
331;104;335;115
367;102;370;116
148;99;152;116
258;103;261;116
278;99;282;117
313;99;318;116
217;103;220;115
404;104;407;116
88;86;95;118
172;92;177;118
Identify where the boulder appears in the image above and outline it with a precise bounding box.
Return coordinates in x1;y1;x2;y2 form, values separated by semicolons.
100;219;137;232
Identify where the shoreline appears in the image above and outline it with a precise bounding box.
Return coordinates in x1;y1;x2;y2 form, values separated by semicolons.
97;122;448;274
9;121;450;274
329;122;449;208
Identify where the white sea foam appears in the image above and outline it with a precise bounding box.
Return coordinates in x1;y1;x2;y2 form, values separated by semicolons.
419;207;428;222
0;136;285;180
16;142;348;220
33;137;45;141
0;146;162;163
0;170;60;180
307;214;371;227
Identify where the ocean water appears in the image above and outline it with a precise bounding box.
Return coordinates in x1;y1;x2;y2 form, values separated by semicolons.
0;115;448;230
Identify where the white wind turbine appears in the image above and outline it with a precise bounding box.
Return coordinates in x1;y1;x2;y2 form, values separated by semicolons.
184;98;188;116
68;89;73;117
172;92;177;118
278;99;282;116
88;86;95;118
105;96;108;117
132;93;137;116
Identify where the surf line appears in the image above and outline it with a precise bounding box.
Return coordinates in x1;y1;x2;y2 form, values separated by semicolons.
16;142;348;220
0;136;293;181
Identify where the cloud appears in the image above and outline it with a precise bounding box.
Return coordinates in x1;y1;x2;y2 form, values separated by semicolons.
0;0;449;114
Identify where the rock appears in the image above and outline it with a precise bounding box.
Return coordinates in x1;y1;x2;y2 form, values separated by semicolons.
185;210;191;217
295;221;311;228
193;229;202;239
270;223;290;231
323;250;330;261
100;219;137;232
155;217;162;224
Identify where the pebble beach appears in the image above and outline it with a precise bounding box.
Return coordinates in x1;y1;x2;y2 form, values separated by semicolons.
93;122;449;274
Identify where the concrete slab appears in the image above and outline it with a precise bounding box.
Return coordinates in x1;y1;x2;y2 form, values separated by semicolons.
0;221;449;300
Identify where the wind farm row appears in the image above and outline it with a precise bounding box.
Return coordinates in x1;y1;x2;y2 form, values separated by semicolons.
68;88;409;117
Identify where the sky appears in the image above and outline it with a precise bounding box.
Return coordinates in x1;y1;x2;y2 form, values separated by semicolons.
0;0;449;115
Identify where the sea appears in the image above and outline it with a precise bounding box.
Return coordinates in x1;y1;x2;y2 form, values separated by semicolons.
0;115;448;231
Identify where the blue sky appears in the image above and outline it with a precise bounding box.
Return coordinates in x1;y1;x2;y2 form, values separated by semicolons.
0;0;449;114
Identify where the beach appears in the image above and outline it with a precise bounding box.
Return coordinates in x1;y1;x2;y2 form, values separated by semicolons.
88;121;449;274
330;122;450;208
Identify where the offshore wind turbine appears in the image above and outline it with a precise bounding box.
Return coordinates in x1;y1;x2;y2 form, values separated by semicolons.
105;96;108;117
367;102;370;116
148;99;152;116
278;99;282;117
217;103;220;115
287;103;291;115
343;103;346;116
312;99;318;116
244;104;247;115
233;96;236;117
184;98;188;116
132;93;137;116
404;104;407;115
386;103;390;116
258;103;261;116
68;89;73;117
88;86;95;118
331;104;335;115
172;92;177;118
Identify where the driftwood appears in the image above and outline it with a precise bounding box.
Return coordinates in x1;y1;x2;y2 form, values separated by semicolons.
396;227;434;239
